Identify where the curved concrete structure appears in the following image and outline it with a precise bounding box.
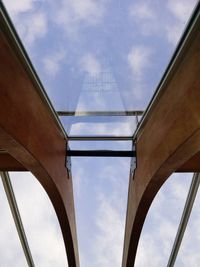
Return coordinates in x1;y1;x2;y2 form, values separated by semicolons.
122;4;200;267
0;6;79;267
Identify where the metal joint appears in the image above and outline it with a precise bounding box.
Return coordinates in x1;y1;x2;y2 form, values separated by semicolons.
65;143;137;177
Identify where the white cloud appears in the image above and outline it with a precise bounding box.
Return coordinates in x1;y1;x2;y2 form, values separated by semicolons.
174;177;200;267
80;53;101;75
129;0;198;46
17;11;47;46
128;1;159;37
128;45;152;81
43;50;66;76
0;178;28;266
94;195;125;267
135;234;163;267
167;0;197;23
135;173;193;267
3;0;34;16
130;2;155;20
72;162;88;200
70;0;105;23
8;172;68;267
93;158;130;267
69;119;135;136
54;0;107;38
165;24;183;46
4;0;108;43
3;0;47;46
71;152;130;267
166;0;198;45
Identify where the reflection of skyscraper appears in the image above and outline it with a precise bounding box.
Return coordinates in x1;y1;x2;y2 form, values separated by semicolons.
82;71;118;93
76;70;126;112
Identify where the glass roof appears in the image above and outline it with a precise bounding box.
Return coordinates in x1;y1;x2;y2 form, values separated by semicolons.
3;0;198;137
1;1;199;267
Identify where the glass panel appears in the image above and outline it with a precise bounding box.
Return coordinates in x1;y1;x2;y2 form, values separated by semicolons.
69;140;132;150
10;172;68;267
2;0;198;136
175;176;200;267
0;177;27;266
71;141;131;266
61;116;137;137
135;173;193;267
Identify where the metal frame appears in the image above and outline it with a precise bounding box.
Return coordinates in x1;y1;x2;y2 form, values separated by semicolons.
167;172;200;267
60;110;142;141
57;110;143;117
67;149;136;157
0;148;6;153
0;172;35;267
68;136;133;141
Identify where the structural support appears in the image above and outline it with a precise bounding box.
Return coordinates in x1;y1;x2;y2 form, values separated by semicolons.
167;172;200;267
68;136;133;141
123;3;200;267
57;110;143;117
67;149;136;157
0;151;27;171
0;4;79;267
1;172;35;267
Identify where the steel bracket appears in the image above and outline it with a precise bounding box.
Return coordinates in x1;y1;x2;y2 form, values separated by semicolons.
131;142;137;178
65;144;72;178
65;141;137;179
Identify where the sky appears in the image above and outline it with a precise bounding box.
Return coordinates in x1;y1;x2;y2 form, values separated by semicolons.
1;0;200;267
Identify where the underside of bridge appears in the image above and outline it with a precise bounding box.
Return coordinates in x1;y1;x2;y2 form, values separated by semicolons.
0;2;200;267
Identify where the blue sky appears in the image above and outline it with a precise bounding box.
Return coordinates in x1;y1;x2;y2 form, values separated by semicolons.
1;0;199;266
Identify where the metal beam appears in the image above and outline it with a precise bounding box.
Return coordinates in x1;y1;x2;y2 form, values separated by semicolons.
57;110;144;117
0;172;35;267
67;149;135;157
167;172;200;267
68;136;133;141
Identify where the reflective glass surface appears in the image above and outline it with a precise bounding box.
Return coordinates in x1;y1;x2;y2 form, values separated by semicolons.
0;176;27;266
135;173;193;267
3;0;198;136
61;115;138;136
10;172;68;267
